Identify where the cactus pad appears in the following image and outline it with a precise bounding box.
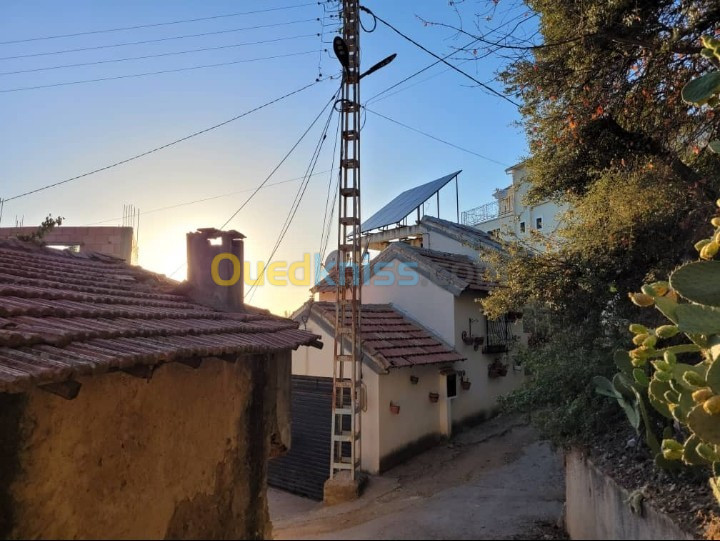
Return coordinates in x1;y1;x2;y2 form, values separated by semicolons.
687;404;720;444
707;359;720;394
683;434;710;466
675;304;720;334
681;71;720;105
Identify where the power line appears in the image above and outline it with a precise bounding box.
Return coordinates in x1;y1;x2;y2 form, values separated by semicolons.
365;37;481;105
0;18;320;61
219;86;341;230
247;95;337;301
0;50;321;93
3;78;330;203
84;169;334;226
359;6;520;108
0;3;318;45
365;11;530;106
319;114;341;262
169;87;340;280
0;34;319;76
365;107;510;167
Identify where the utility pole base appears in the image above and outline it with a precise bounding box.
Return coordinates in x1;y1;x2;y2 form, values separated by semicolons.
323;471;366;505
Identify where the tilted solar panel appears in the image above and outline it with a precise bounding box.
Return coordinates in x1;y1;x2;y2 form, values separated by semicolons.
361;171;461;233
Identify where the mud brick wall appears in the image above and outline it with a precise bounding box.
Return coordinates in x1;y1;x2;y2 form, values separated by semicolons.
0;353;291;540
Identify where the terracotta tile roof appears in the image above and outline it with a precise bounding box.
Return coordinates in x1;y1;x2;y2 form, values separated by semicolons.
0;238;320;394
420;216;504;252
305;302;464;370
312;243;491;295
373;243;494;295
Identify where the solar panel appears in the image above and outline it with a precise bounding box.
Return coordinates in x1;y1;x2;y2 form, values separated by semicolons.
361;171;461;233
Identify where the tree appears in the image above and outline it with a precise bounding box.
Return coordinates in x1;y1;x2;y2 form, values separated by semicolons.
16;215;64;244
461;1;720;443
479;0;720;318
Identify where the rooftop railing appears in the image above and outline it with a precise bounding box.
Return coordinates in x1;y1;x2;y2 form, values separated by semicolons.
461;194;514;227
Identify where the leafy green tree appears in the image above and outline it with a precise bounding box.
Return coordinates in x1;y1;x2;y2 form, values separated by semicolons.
478;1;720;443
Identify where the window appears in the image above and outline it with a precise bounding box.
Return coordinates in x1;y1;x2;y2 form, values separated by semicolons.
535;217;543;230
519;221;526;233
446;373;457;399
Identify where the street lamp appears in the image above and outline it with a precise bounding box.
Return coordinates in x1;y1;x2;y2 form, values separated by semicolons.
333;36;396;79
361;53;397;80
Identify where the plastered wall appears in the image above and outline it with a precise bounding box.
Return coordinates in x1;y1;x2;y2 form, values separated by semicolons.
0;353;290;540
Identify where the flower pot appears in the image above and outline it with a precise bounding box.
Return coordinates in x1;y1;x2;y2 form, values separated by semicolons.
429;392;439;403
488;361;508;379
410;375;419;384
461;380;472;391
389;402;400;415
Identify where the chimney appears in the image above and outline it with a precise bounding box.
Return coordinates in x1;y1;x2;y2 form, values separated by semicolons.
186;228;245;310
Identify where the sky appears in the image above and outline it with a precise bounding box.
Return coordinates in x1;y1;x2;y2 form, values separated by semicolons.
0;0;533;315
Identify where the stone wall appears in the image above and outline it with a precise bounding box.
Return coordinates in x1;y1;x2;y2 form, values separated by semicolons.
0;352;291;540
0;226;135;263
565;449;694;540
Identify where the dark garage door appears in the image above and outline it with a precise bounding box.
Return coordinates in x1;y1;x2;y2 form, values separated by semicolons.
268;376;332;501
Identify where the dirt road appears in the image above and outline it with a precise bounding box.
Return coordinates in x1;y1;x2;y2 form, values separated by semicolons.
269;416;565;540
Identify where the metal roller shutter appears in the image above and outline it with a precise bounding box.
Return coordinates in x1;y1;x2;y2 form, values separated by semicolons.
268;376;333;501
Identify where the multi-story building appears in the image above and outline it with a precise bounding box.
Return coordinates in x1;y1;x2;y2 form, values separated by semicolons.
462;162;569;244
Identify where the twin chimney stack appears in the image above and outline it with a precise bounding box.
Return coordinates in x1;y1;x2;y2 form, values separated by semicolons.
186;228;245;310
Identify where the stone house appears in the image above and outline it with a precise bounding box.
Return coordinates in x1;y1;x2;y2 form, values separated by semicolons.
0;229;320;539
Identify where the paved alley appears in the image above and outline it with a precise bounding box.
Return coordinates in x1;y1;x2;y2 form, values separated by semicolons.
269;416;565;540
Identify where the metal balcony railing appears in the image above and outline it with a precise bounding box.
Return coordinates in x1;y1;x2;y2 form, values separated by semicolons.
461;201;498;226
483;315;513;354
461;193;514;227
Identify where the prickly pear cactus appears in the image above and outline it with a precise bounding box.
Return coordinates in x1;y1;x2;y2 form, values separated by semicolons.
620;203;720;506
682;35;720;154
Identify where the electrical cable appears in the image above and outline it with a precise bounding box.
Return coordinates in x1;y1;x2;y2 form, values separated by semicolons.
0;3;319;45
3;78;330;203
0;18;320;61
318;113;341;262
364;107;510;166
246;92;338;301
219;86;340;230
364;36;481;105
359;6;520;108
364;10;530;106
0;49;322;93
84;169;335;226
0;34;319;76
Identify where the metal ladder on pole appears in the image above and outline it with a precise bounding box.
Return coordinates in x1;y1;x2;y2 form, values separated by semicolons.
331;0;362;480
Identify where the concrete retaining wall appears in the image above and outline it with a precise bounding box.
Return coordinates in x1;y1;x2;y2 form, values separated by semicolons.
565;449;694;540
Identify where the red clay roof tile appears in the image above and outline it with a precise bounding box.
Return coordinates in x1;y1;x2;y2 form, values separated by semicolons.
0;239;319;394
306;302;464;370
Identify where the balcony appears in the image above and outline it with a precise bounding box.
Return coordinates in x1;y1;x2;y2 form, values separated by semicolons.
482;315;513;354
461;189;514;227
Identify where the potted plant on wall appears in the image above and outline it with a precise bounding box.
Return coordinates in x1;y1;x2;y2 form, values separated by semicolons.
410;375;419;384
461;378;472;391
429;392;439;403
389;401;400;415
488;358;508;379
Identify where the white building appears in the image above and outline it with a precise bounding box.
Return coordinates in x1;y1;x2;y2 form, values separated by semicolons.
289;241;525;477
269;174;526;500
462;162;569;243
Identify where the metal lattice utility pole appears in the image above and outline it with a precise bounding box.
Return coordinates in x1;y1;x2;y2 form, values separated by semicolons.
331;0;362;482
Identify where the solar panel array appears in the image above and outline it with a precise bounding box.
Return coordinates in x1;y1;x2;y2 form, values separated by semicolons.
360;171;462;233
